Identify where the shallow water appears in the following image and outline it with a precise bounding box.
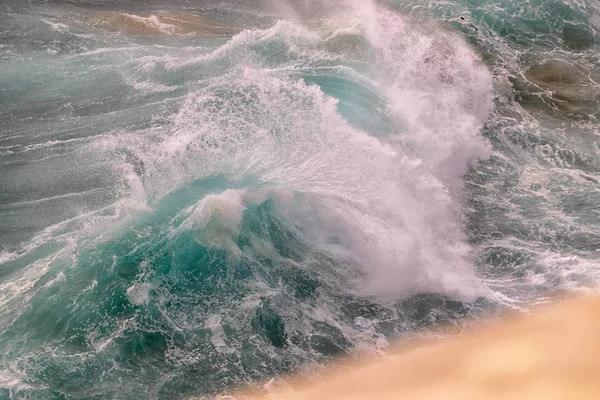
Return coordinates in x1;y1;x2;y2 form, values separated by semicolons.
1;0;599;398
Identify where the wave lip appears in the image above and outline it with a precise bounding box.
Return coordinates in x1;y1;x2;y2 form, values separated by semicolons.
125;2;494;301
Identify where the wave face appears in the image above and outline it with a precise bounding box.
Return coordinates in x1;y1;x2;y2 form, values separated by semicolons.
0;0;599;398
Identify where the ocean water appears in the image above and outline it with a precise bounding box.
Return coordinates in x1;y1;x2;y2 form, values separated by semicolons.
0;0;599;398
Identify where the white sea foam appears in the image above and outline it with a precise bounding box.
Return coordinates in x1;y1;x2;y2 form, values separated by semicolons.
347;0;494;196
206;314;234;353
126;14;178;35
149;71;487;300
0;251;18;265
0;369;31;392
43;271;66;288
103;4;494;301
41;18;70;33
126;282;152;305
536;252;600;293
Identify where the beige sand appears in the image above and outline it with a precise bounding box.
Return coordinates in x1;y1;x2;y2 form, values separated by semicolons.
250;296;600;400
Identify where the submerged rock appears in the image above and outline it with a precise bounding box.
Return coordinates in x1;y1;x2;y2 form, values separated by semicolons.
252;304;288;348
562;23;595;50
516;59;600;118
87;12;237;38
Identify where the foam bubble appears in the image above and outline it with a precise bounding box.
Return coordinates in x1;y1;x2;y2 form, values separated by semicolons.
126;282;152;306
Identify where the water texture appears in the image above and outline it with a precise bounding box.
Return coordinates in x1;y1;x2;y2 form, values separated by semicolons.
0;0;599;398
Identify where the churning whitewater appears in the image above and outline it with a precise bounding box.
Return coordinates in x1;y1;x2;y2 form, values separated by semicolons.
1;0;599;398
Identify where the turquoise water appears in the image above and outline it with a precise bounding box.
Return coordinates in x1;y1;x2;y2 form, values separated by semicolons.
1;0;599;398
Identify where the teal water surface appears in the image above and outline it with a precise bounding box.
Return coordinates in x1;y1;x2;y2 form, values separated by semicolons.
1;0;599;398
